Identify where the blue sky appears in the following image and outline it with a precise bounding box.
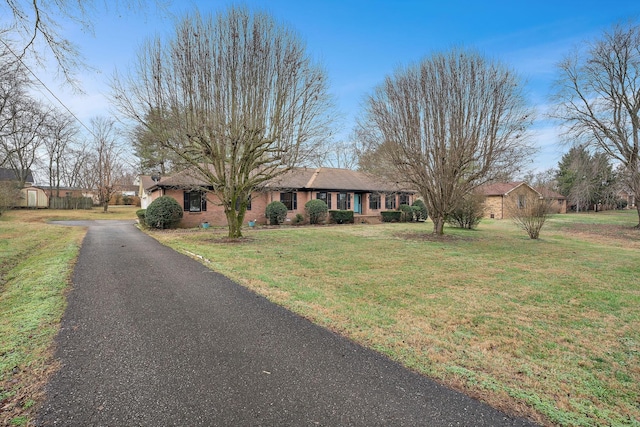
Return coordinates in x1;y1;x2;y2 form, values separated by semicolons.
29;0;640;173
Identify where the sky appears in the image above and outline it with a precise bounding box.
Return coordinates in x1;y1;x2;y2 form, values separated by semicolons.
15;0;640;174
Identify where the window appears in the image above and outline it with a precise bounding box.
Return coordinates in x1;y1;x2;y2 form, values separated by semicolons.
184;191;207;212
280;192;297;210
399;192;410;206
337;192;351;210
517;194;526;209
369;193;381;210
385;193;396;210
316;191;331;209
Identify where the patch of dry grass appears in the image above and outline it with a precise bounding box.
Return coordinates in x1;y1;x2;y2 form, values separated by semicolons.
152;212;640;427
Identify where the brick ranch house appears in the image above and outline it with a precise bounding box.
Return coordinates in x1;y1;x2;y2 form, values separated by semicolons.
138;167;416;227
479;182;567;220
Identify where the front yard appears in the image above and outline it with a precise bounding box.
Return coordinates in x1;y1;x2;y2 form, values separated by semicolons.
1;207;638;426
151;211;640;427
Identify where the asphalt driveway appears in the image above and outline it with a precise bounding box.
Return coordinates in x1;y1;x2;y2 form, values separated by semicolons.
36;220;539;426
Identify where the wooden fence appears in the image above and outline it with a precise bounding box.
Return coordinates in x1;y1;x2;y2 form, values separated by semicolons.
49;196;94;210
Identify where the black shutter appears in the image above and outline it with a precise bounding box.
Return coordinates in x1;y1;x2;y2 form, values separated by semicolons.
293;193;297;210
347;193;351;210
201;193;207;211
183;191;189;211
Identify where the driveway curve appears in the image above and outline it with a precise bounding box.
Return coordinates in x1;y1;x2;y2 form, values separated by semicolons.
36;220;538;426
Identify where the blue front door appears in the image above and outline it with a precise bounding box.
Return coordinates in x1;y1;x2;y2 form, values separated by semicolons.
354;193;362;214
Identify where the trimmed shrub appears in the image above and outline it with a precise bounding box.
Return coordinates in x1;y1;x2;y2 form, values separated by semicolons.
305;199;328;224
145;196;183;229
266;201;288;225
412;199;428;221
136;209;147;227
293;213;305;225
446;193;484;230
329;210;354;224
381;211;402;222
399;204;414;222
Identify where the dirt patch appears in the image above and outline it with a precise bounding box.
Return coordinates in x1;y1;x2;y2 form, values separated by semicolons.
0;358;59;427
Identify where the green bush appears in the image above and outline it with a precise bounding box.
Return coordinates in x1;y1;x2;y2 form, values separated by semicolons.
329;210;354;224
293;213;305;225
266;201;288;225
305;199;328;224
412;199;428;221
145;196;183;229
446;193;484;230
381;211;402;222
136;209;146;227
399;204;414;222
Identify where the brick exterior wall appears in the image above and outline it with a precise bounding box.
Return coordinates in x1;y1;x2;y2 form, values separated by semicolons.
483;195;505;219
147;189;413;227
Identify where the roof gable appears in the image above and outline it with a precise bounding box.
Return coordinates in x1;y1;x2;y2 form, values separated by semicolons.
478;182;541;197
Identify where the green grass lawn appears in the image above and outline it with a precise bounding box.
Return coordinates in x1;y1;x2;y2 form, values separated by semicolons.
1;207;637;426
0;206;137;426
151;211;640;427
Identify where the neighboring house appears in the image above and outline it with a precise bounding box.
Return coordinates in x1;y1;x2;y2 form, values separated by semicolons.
479;182;545;220
0;167;34;186
617;189;636;209
139;167;416;227
109;184;141;206
534;187;568;214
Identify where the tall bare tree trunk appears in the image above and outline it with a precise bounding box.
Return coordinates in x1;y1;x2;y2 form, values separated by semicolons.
433;216;445;235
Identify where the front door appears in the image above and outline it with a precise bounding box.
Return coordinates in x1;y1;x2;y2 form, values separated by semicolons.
354;193;362;214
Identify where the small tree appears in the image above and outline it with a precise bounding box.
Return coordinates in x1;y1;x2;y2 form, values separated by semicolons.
412;199;428;221
398;204;414;222
446;192;485;230
266;201;288;225
305;199;328;224
145;196;183;229
507;193;553;239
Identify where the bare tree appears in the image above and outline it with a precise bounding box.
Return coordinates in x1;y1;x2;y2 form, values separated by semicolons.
0;0;165;87
506;192;553;239
0;97;49;186
42;110;78;197
309;140;358;169
111;7;334;238
553;21;640;226
0;38;32;167
356;48;534;235
61;142;91;189
86;117;124;212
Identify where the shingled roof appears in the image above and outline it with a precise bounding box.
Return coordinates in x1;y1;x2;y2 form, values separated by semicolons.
265;167;411;192
479;182;528;196
143;167;414;193
0;167;34;184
